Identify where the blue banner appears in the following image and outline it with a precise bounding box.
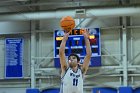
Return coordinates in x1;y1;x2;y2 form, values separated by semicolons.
5;38;23;78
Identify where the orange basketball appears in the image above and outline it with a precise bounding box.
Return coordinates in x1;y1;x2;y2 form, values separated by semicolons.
60;16;75;33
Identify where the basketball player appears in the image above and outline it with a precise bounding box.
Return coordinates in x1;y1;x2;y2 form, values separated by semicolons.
59;30;91;93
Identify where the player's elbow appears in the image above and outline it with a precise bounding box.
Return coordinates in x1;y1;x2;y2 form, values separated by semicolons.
59;48;64;54
86;52;92;58
59;50;63;56
87;50;92;56
59;50;65;57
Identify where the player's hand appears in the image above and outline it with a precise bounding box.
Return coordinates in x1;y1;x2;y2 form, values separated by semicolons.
63;32;70;41
82;29;89;39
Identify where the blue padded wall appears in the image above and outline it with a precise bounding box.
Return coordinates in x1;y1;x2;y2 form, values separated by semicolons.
119;87;133;93
26;88;40;93
134;87;140;93
92;87;117;93
41;88;60;93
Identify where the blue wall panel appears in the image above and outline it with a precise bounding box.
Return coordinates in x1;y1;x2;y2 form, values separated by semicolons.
26;89;39;93
134;87;140;93
119;87;133;93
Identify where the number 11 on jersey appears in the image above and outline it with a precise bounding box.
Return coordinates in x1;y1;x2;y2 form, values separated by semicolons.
73;78;78;86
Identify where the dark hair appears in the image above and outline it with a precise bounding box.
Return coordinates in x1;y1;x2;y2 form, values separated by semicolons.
68;53;80;61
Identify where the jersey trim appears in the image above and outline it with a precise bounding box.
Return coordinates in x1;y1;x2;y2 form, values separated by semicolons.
61;67;69;80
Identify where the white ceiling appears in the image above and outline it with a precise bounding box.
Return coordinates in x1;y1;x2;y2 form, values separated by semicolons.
0;0;139;13
0;0;140;21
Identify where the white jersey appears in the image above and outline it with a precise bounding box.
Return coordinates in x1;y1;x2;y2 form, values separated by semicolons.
60;67;83;93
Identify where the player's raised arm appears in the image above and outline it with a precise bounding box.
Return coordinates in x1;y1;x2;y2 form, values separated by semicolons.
59;32;69;72
82;29;92;75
